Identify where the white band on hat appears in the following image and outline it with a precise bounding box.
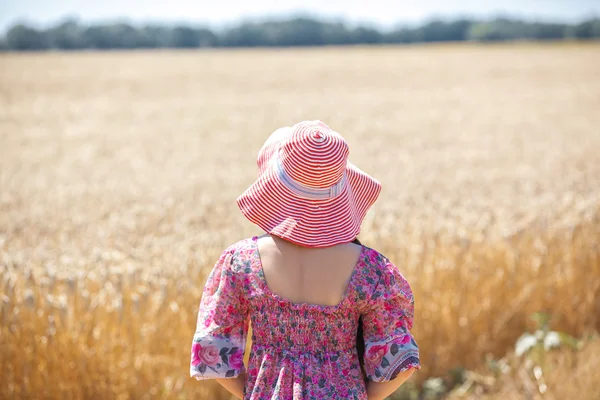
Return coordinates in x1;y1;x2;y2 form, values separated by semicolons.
274;155;347;201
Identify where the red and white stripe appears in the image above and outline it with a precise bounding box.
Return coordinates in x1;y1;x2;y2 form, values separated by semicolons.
237;120;381;248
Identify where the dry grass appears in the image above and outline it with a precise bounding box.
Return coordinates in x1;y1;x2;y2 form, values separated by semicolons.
1;43;599;399
445;334;600;400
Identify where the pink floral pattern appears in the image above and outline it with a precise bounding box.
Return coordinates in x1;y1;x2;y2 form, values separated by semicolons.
190;237;420;399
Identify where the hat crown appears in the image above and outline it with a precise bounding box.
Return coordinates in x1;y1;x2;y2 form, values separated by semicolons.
279;121;349;189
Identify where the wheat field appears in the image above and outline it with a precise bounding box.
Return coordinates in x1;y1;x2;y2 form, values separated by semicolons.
1;43;600;399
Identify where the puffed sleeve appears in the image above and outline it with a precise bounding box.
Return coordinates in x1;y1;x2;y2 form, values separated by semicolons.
190;247;249;380
362;260;421;382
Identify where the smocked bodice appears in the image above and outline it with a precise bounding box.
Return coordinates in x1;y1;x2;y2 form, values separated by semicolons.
190;237;420;399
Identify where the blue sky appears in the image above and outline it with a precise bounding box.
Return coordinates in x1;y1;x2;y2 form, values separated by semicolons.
2;0;599;31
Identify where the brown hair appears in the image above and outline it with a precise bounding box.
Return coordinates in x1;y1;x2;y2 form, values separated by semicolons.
352;238;368;383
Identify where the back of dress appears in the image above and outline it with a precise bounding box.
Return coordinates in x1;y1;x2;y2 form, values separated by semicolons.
190;237;420;400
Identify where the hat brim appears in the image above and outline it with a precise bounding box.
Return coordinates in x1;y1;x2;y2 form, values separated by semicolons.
236;161;381;248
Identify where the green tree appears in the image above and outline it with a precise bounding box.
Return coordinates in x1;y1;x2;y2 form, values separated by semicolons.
169;26;196;48
420;19;473;42
351;27;383;44
47;18;85;49
531;23;568;40
136;25;171;48
567;18;600;39
6;24;48;50
468;19;532;41
220;22;268;47
82;23;140;49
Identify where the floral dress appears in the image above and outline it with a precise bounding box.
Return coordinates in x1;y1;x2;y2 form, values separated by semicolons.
190;237;420;399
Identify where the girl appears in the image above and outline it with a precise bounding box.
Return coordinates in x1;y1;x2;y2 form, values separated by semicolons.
190;120;420;399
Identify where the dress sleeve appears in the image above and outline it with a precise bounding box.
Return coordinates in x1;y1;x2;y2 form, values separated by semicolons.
362;260;421;382
190;247;249;380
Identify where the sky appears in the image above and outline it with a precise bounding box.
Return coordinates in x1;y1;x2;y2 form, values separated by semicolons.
1;0;600;32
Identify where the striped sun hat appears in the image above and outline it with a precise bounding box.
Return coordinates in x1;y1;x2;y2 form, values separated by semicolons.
236;120;381;247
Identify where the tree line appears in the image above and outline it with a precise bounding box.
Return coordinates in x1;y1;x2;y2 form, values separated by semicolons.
2;16;599;51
